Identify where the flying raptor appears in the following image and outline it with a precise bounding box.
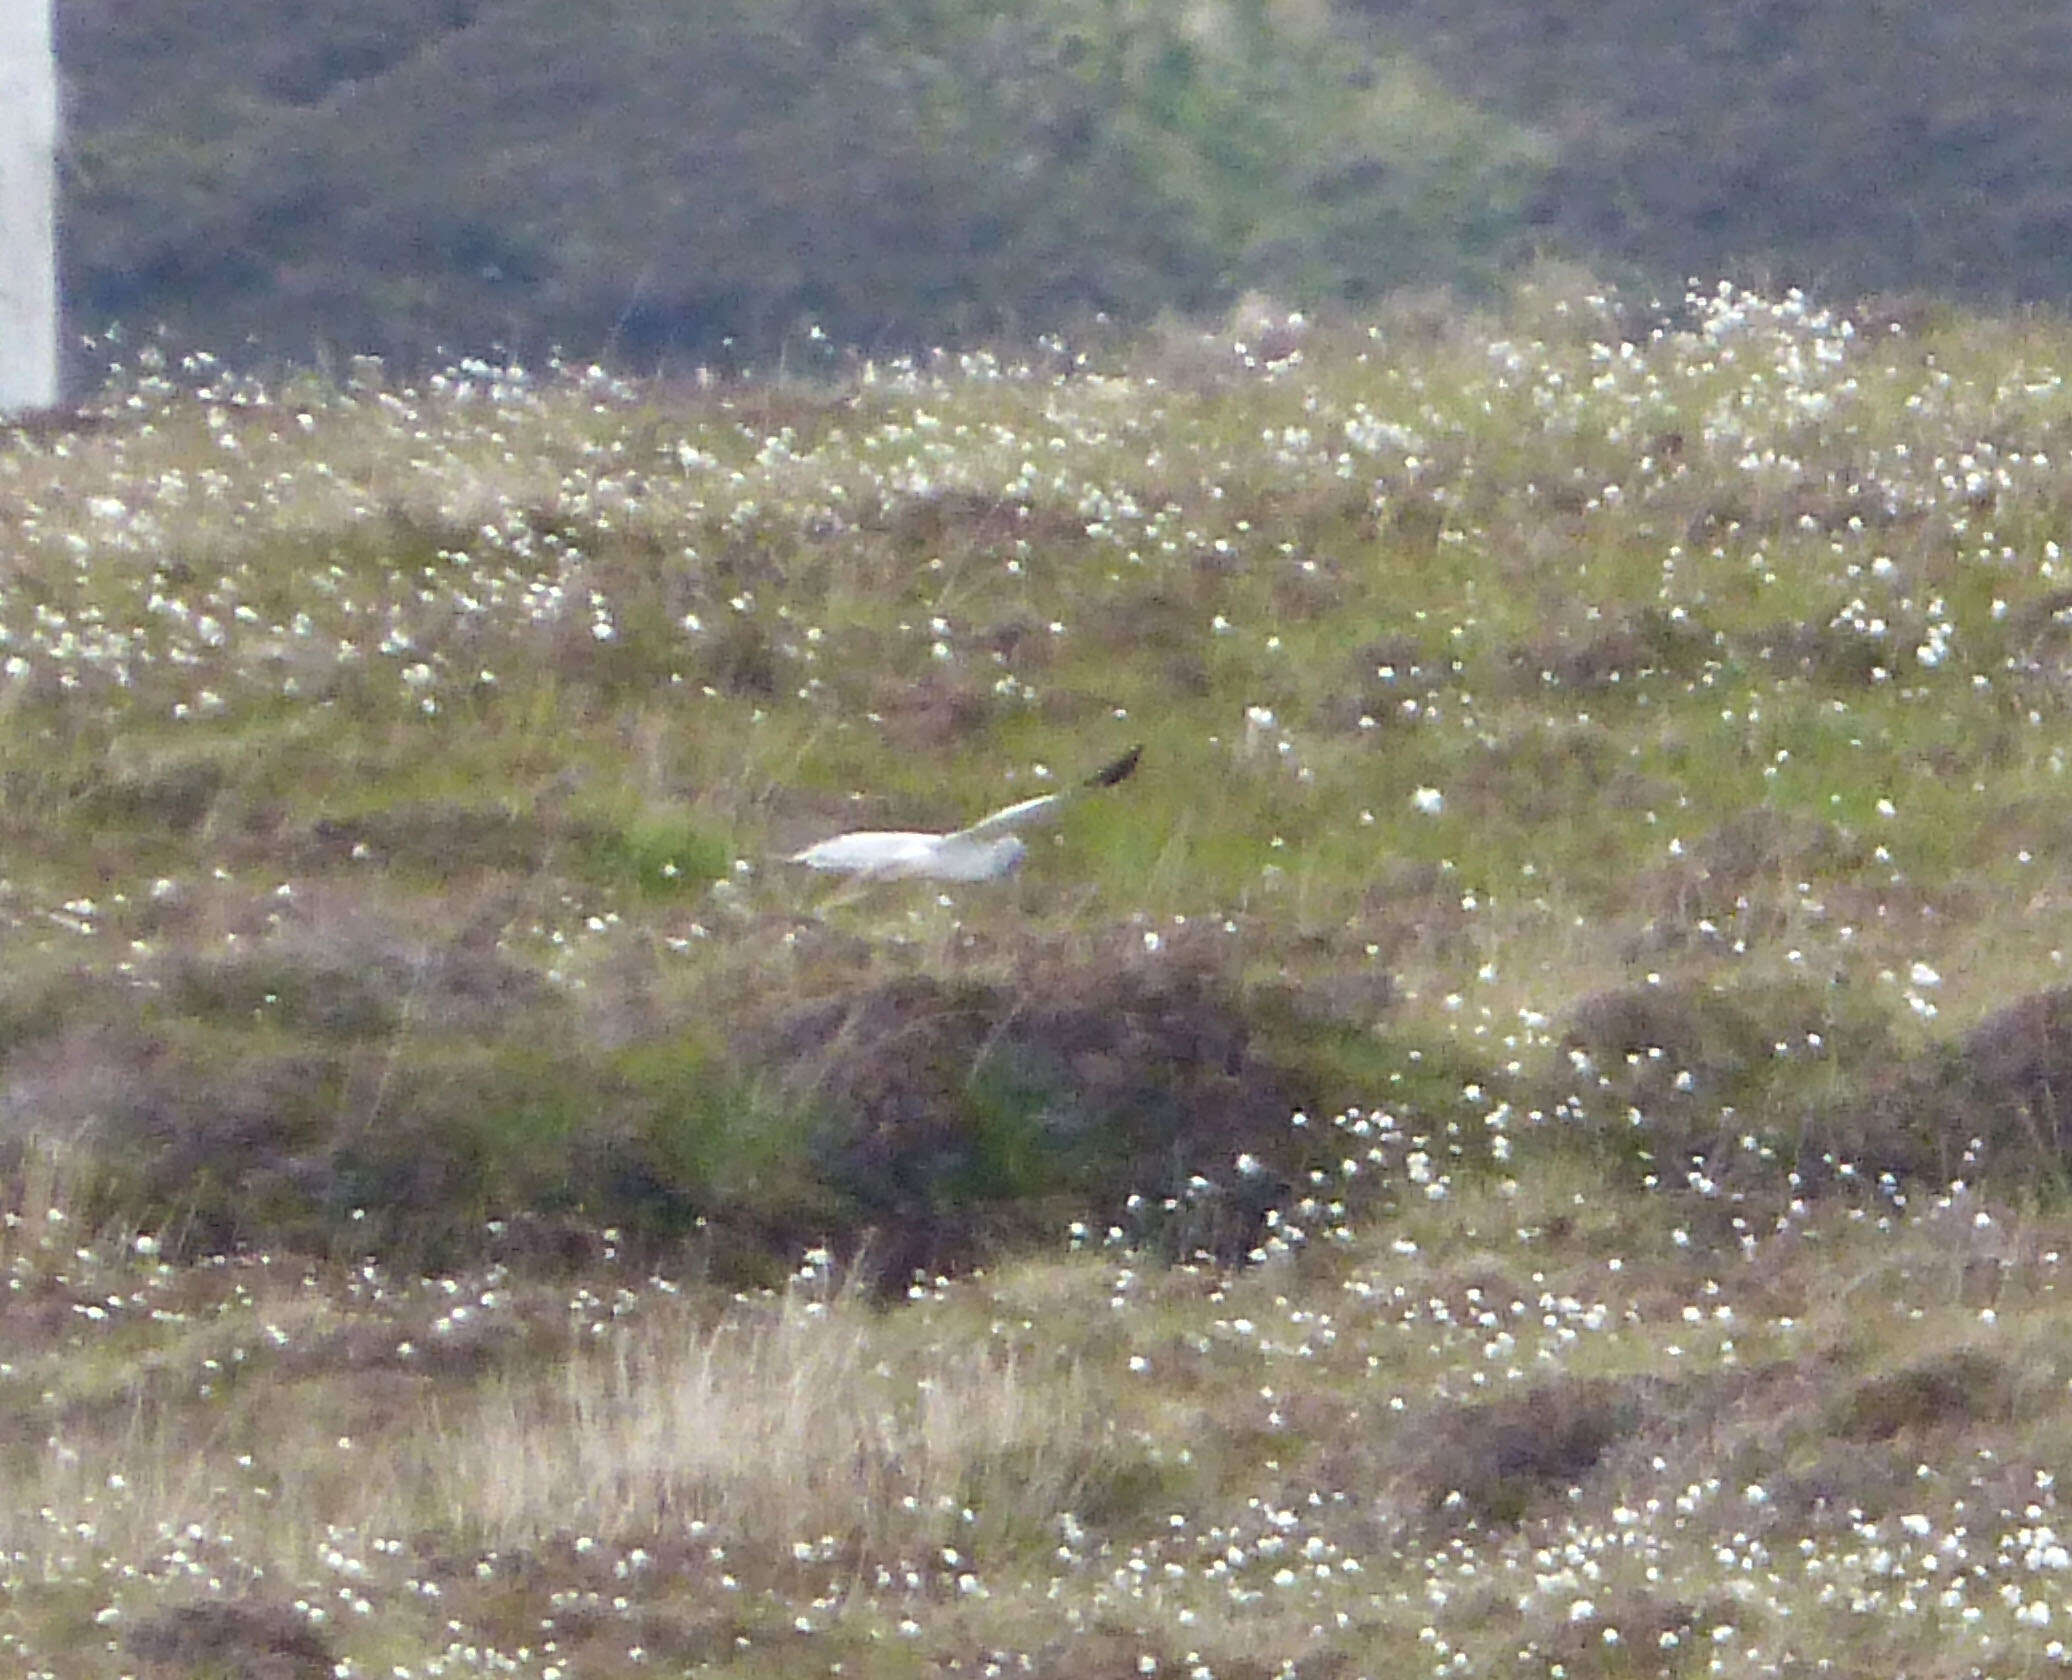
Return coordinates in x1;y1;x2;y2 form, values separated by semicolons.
788;746;1142;881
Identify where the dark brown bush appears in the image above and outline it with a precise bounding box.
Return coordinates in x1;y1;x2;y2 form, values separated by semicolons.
153;890;544;1040
0;891;577;1258
127;1599;334;1679
1693;808;1847;892
1501;607;1721;695
1624;808;1861;959
1951;989;2072;1160
77;750;230;834
1565;981;1773;1084
1559;977;1799;1144
1535;971;1910;1193
1740;618;1896;686
1758;1439;1921;1524
763;938;1308;1282
1540;1585;1728;1678
1449;725;1665;831
1317;633;1460;735
1405;1376;1644;1529
296;803;545;875
865;668;993;751
1841;985;2072;1187
0;1019;339;1247
1833;1348;2014;1442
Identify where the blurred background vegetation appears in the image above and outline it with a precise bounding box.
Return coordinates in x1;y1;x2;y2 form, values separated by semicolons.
57;0;2072;376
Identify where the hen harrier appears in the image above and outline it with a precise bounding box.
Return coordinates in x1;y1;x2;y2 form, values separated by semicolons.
788;747;1142;881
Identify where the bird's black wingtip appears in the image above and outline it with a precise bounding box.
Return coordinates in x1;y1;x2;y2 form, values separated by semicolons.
1086;744;1144;789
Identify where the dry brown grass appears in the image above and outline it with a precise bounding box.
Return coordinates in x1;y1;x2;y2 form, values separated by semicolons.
439;1279;1109;1564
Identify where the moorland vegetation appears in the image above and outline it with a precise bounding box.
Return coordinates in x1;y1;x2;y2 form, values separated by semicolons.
11;279;2072;1673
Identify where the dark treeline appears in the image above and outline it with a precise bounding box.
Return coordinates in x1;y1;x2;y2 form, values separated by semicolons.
54;0;2072;374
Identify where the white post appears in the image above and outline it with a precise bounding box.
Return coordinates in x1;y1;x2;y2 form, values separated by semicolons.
0;0;56;413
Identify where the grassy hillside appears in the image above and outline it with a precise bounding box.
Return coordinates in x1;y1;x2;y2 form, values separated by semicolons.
1360;0;2072;307
13;281;2072;1672
59;0;1543;371
57;0;2072;372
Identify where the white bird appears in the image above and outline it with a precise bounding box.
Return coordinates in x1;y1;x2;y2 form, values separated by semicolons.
788;746;1142;881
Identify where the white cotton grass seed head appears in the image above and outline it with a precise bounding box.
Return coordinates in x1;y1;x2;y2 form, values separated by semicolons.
1411;787;1444;815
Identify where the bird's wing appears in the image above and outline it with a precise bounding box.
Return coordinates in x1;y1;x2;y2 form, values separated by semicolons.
951;792;1065;843
951;745;1143;843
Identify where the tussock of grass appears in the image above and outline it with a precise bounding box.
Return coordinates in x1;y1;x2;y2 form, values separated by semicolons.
443;1280;1108;1567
